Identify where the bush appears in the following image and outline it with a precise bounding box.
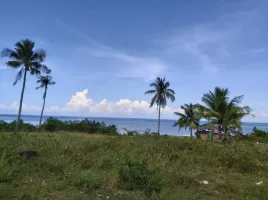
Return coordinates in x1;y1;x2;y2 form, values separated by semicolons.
41;117;119;135
41;117;64;132
73;170;102;190
246;127;268;143
0;120;38;132
118;160;162;198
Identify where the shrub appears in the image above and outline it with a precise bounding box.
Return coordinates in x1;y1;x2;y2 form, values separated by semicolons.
246;127;268;143
41;117;119;135
219;145;260;173
41;117;64;132
118;160;162;198
73;170;102;190
0;120;38;132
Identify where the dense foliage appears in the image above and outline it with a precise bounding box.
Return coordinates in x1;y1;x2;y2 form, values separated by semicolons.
0;120;37;132
173;103;201;137
246;127;268;143
174;87;253;136
0;117;118;135
199;87;252;134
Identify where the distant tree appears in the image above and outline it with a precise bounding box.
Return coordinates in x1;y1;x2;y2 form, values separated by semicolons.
1;39;50;133
174;103;200;137
145;77;175;134
198;87;253;134
36;75;55;128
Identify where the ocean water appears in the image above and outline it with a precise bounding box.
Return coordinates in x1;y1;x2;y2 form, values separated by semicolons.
1;114;268;136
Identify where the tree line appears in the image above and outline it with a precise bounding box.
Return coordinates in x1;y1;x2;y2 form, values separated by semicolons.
2;39;253;136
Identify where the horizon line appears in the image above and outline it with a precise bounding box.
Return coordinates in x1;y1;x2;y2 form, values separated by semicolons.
0;113;266;124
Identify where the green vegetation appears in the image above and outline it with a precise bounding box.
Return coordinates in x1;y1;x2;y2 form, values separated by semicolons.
1;39;51;133
145;77;175;134
198;87;252;134
0;118;118;135
0;132;268;200
36;75;56;127
174;87;253;136
174;103;201;137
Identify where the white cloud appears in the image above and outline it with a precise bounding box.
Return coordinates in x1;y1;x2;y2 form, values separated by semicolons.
66;89;94;111
62;89;177;116
7;102;41;112
0;89;180;118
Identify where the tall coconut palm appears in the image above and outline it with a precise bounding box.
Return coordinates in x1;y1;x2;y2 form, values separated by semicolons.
36;75;55;127
173;103;200;137
199;87;252;134
145;77;175;134
1;39;50;133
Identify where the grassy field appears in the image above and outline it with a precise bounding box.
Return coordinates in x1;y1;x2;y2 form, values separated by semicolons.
0;132;268;200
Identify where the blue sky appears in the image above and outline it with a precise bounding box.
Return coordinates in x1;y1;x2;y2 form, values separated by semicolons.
0;0;268;122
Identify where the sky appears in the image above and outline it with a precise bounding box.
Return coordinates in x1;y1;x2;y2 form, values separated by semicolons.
0;0;268;122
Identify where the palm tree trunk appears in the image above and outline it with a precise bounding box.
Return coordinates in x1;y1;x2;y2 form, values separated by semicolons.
190;128;193;138
39;87;47;128
15;69;27;133
157;106;161;134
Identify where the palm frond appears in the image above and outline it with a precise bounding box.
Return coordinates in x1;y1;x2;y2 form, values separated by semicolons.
166;91;175;102
1;48;12;57
13;68;24;86
49;81;56;85
6;61;22;69
150;94;158;108
174;112;187;118
229;95;244;106
36;75;56;90
166;88;175;95
145;90;156;95
31;49;46;62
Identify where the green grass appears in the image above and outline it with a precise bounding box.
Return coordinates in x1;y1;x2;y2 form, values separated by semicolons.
0;132;268;200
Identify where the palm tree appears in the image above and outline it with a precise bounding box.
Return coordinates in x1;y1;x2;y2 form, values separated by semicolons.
145;77;175;134
174;103;200;137
1;39;50;133
36;75;56;128
199;87;252;134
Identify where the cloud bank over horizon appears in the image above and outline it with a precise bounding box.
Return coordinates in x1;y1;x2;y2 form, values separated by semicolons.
0;89;181;119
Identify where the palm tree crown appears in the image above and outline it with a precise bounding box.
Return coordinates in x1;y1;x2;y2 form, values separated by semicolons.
199;87;252;133
36;75;56;98
1;39;50;85
174;103;200;137
145;77;175;108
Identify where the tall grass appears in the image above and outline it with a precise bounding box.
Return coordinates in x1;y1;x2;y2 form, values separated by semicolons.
0;132;267;199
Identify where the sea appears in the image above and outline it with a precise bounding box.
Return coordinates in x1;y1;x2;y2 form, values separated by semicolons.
1;114;268;136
